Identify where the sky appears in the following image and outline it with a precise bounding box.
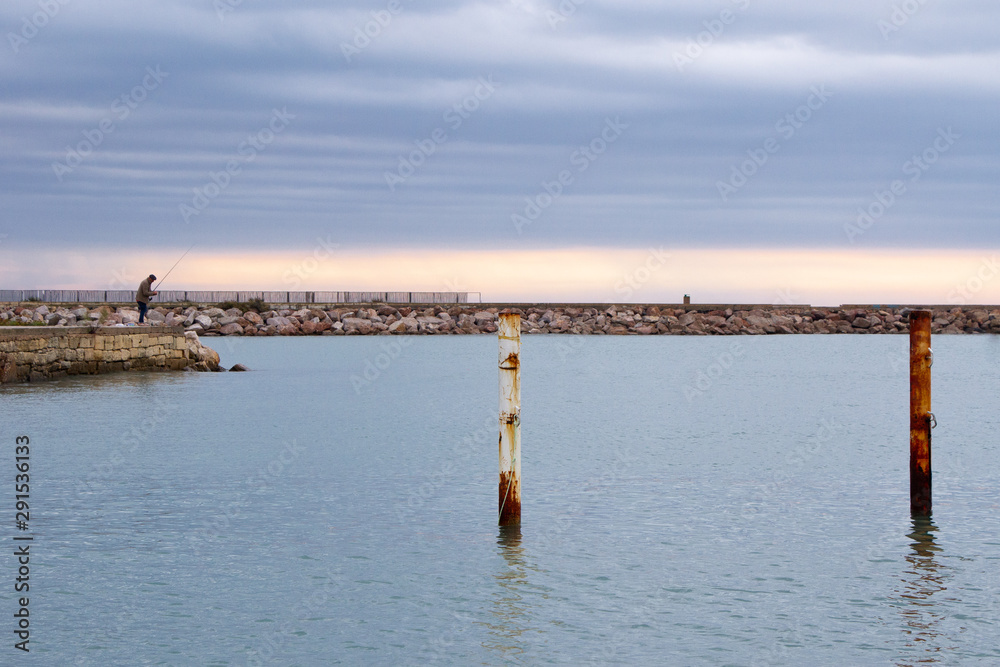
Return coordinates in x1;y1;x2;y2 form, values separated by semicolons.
1;0;998;305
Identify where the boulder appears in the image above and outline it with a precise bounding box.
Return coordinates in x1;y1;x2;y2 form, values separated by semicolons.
342;317;373;334
219;322;244;335
184;332;220;371
194;314;213;328
229;363;249;372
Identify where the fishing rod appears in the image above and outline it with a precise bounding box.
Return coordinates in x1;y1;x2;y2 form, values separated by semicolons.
152;243;196;295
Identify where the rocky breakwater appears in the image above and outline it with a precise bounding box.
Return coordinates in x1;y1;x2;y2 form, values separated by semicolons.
4;303;1000;336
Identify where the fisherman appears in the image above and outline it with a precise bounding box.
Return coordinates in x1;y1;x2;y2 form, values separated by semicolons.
135;274;158;324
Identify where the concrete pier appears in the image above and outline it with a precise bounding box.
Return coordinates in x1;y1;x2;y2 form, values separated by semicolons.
0;326;220;383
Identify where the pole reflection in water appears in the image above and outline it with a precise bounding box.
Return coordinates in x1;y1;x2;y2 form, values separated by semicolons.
485;525;533;661
895;516;951;666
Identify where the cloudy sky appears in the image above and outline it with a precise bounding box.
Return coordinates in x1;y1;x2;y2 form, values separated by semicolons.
1;0;997;304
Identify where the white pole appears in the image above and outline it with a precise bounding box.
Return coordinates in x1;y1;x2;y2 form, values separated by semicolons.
498;312;521;526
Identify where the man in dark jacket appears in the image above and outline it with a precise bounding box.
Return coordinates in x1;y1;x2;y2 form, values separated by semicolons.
135;275;158;324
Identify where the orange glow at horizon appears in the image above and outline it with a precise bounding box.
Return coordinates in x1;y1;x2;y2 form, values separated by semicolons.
8;247;1000;307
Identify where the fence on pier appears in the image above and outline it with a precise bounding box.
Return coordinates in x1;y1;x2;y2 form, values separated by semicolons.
0;290;477;305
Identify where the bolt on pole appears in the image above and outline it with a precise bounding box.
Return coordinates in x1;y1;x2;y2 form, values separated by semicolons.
498;312;521;526
909;310;932;517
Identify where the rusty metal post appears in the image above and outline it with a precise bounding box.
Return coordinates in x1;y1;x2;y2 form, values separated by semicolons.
498;312;521;526
909;310;933;516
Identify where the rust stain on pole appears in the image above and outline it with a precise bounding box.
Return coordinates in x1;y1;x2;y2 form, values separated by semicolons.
909;310;932;517
498;312;521;526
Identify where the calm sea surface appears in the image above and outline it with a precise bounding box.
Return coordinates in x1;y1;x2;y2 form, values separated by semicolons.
2;334;999;665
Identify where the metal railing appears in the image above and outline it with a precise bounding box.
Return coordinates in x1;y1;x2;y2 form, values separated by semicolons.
0;290;479;304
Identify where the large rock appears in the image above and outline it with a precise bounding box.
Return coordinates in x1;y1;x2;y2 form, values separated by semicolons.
184;331;220;371
194;314;213;328
341;317;373;334
220;322;244;335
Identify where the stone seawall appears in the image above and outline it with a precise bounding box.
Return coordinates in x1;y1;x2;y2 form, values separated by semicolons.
0;326;221;384
4;302;1000;336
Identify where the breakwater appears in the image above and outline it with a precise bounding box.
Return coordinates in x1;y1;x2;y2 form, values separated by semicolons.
0;326;220;384
4;303;1000;336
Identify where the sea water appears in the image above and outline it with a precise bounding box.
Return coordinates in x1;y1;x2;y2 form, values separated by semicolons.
2;334;999;665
